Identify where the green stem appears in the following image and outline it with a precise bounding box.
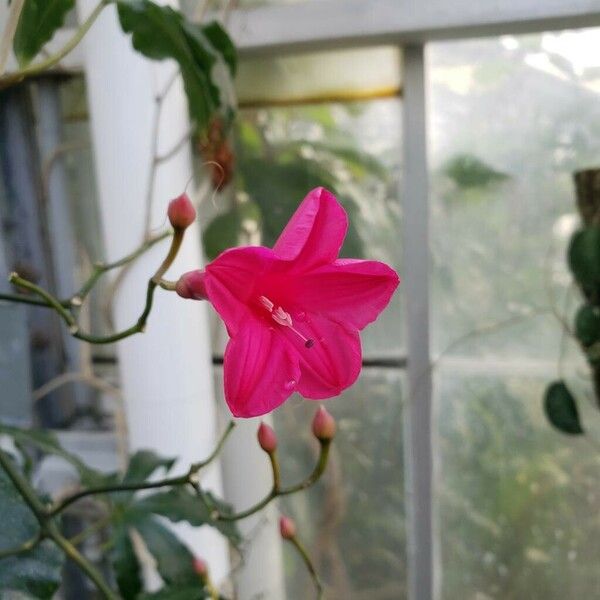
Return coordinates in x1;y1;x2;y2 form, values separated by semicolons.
216;441;331;522
0;292;56;307
51;421;236;516
9;273;77;331
288;535;324;599
0;446;47;520
73;231;171;303
48;522;118;600
0;533;42;560
0;0;108;90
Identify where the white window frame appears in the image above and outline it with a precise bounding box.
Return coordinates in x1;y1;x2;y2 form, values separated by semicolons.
224;3;600;600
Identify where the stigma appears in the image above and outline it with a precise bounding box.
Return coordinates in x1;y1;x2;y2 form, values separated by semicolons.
259;296;314;348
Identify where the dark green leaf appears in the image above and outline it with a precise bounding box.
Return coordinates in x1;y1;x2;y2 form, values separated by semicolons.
0;467;63;598
123;450;175;484
543;381;584;435
116;1;235;131
442;153;509;189
13;0;75;67
202;20;236;75
111;528;142;599
574;303;600;347
567;227;600;293
0;424;108;486
135;517;196;585
134;487;241;544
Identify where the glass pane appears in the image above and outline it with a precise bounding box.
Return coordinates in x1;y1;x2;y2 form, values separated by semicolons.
429;29;600;360
435;368;600;599
214;366;406;599
203;97;403;359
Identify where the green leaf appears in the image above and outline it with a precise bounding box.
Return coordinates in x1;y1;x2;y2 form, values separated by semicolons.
111;528;142;600
202;20;236;76
543;381;584;435
134;487;241;545
567;227;600;293
135;517;197;585
0;424;108;486
123;449;176;484
13;0;75;67
574;303;600;347
442;153;509;189
0;467;63;598
116;1;236;131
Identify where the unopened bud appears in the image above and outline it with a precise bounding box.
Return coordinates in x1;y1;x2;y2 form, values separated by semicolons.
168;193;196;230
193;557;208;578
279;515;296;540
312;406;336;441
257;422;277;454
176;270;207;300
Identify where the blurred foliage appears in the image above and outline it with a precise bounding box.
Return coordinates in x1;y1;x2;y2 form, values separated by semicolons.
438;375;600;599
0;428;240;599
0;467;63;598
273;370;405;599
10;0;236;134
443;153;509;189
13;0;74;67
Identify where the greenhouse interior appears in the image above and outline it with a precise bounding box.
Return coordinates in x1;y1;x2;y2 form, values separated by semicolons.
0;1;599;599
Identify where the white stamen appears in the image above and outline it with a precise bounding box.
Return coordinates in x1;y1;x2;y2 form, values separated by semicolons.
258;295;314;348
259;295;274;312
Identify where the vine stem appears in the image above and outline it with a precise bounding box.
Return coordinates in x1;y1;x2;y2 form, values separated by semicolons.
287;535;324;600
5;228;182;345
49;422;236;517
215;440;331;522
0;0;108;90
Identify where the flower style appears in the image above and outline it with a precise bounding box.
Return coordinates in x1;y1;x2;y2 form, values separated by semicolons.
177;187;399;417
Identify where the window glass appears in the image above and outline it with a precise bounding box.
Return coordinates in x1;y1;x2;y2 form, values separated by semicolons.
429;29;600;599
214;367;406;599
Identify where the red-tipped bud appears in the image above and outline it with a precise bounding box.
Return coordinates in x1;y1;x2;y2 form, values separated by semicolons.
257;422;277;454
168;193;196;230
175;270;207;300
193;557;208;578
279;515;297;540
312;406;336;441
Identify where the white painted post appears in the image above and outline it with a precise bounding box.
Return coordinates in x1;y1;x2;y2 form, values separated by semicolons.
402;45;435;600
220;414;286;600
76;0;229;580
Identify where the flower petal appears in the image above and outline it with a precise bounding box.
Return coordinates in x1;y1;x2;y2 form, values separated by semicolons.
277;313;362;399
290;259;400;330
273;187;348;269
223;317;301;418
204;246;277;336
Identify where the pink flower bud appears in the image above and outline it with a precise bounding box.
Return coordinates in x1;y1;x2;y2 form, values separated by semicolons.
193;557;208;577
312;406;336;441
257;422;277;453
279;515;296;540
176;270;207;300
168;193;196;230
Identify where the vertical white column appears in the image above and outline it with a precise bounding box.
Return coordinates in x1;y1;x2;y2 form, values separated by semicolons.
220;415;286;600
77;0;229;579
402;45;435;600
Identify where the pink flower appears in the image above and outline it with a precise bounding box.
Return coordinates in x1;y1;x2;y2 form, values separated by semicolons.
178;187;399;417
